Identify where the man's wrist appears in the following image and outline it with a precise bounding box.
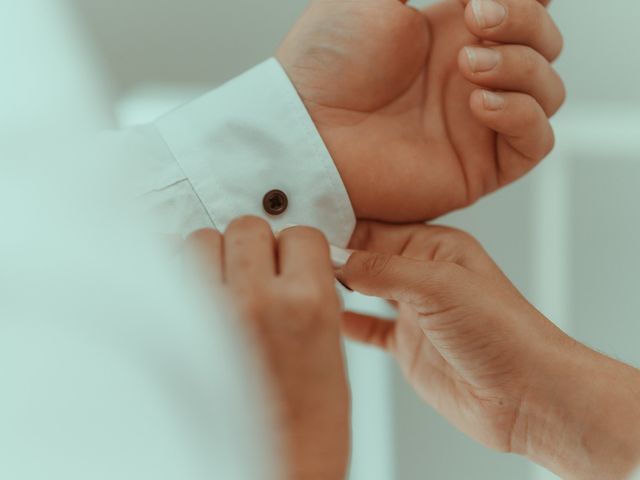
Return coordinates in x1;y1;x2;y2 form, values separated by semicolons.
515;338;640;479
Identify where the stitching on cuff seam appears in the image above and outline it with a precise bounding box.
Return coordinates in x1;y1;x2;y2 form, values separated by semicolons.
151;122;218;229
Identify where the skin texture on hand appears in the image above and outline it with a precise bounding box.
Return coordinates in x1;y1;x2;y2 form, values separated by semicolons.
336;222;640;479
336;222;566;452
186;219;350;480
278;0;565;221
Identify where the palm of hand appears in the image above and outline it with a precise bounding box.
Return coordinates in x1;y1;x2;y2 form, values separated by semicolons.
280;0;501;221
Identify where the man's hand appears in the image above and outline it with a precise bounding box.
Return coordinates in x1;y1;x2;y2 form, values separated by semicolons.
186;218;350;480
278;0;564;221
336;222;640;479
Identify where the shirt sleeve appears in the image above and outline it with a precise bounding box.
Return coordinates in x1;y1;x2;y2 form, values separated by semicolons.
140;58;356;247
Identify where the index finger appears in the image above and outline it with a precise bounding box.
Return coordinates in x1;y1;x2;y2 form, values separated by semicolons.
349;222;481;265
348;222;511;286
464;0;563;62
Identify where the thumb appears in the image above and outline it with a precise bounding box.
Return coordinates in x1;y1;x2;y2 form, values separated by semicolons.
336;250;474;316
338;250;526;385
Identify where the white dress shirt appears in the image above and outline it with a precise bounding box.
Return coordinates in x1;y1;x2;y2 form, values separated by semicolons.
105;59;356;245
2;42;355;480
0;164;275;480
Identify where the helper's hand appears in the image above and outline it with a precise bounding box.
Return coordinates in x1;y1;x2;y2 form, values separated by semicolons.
278;0;564;221
336;222;640;480
187;218;349;480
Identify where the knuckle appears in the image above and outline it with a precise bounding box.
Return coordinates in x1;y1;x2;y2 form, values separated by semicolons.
549;73;567;116
559;76;567;104
515;0;543;37
402;225;485;268
512;1;563;62
529;128;555;161
519;98;541;126
360;252;393;278
280;285;339;335
436;226;480;250
450;228;478;247
235;282;340;341
551;31;565;61
288;282;330;308
541;129;556;158
432;262;470;291
435;228;484;261
459;232;483;253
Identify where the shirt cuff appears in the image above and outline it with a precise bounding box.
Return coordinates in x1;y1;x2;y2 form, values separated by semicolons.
154;58;356;247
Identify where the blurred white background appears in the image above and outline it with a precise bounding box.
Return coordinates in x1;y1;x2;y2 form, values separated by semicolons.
30;0;640;478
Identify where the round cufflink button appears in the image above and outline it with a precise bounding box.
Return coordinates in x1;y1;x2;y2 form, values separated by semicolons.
263;189;288;216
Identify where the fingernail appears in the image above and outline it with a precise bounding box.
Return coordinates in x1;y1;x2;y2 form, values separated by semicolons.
330;245;354;269
465;47;501;73
336;278;353;293
482;90;506;110
471;0;506;28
